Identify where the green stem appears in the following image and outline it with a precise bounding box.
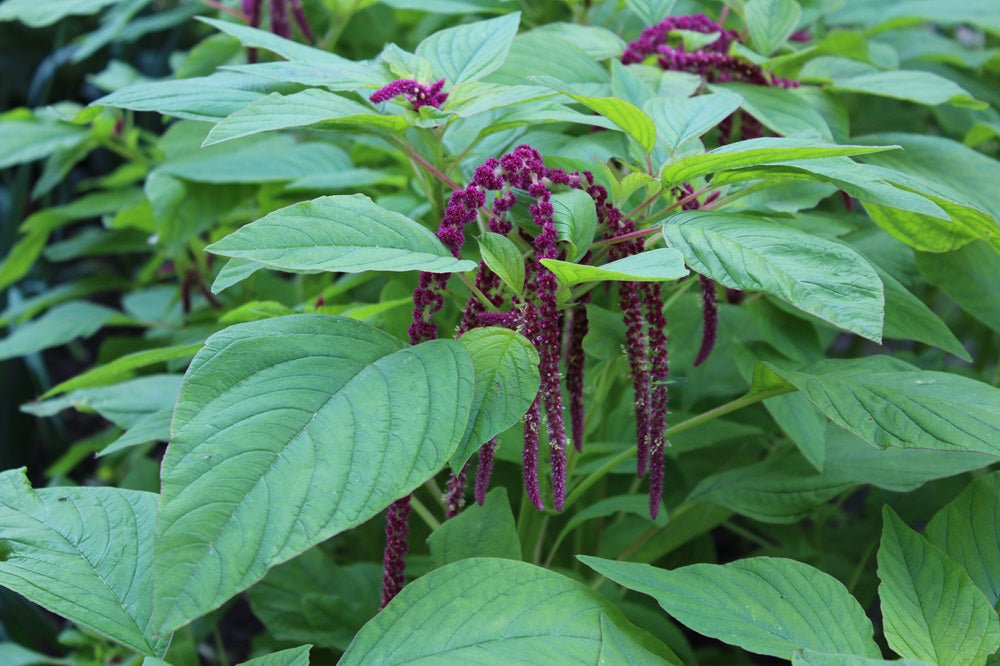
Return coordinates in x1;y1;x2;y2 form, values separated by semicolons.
410;494;441;531
563;385;794;511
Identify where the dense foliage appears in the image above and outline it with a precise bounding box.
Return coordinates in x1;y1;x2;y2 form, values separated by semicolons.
1;0;999;664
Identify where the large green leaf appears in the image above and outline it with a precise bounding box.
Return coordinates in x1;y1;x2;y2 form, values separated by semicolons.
0;301;124;361
878;507;1000;665
22;374;182;429
767;356;1000;456
452;328;539;469
581;556;881;660
644;92;742;154
793;651;933;666
541;249;688;286
427;487;522;566
204;89;408;145
206;194;476;278
746;0;802;56
661;137;897;185
340;558;678;664
877;267;970;361
154;315;475;632
531;76;657;152
661;211;884;341
829;71;985;109
42;343;202;398
0;469;167;656
416;13;520;85
198;17;358;66
917;242;1000;333
93;73;271;122
925;471;1000;607
246;547;380;651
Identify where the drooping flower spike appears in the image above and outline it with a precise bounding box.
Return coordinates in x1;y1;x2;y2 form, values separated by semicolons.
383;145;674;606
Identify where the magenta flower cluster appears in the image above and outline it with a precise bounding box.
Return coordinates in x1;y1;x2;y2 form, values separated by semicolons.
369;79;449;111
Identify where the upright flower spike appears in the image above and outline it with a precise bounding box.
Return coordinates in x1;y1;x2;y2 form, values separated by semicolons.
369;79;449;111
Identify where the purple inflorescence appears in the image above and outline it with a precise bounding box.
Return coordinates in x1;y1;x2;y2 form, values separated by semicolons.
380;496;412;608
694;274;719;366
475;439;498;506
444;464;468;519
565;297;590;453
369;79;449;111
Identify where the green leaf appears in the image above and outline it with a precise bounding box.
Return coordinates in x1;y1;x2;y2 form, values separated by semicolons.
551;189;598;262
478;232;525;294
581;556;881;659
236;646;311;666
0;642;62;666
93;73;269;122
643;92;742;154
710;83;832;140
0;301;121;361
340;558;675;664
925;471;1000;607
204;89;408;146
531;76;657;153
0;119;88;169
0;469;168;656
416;13;520;85
155;315;474;632
768;356;1000;456
856;133;1000;249
23;374;182;428
878;506;1000;665
42;343;202;398
830;71;986;109
222;60;378;92
0;0;117;26
198;16;354;66
246;548;380;651
746;0;802;56
452;328;540;469
599;613;684;665
206;194;476;277
427;487;522;566
793;650;933;666
661;137;897;185
212;258;263;294
878;267;970;361
541;249;688;286
626;0;678;25
917;242;1000;333
661;211;885;342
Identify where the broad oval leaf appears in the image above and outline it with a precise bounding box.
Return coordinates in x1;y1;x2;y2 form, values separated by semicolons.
793;650;933;666
581;555;881;660
92;73;270;122
878;506;1000;665
710;83;832;140
452;327;540;469
0;469;168;656
206;194;476;276
830;71;985;109
478;232;524;294
416;12;521;85
154;315;475;632
767;356;1000;456
925;471;1000;607
662;211;884;341
340;557;678;665
541;248;688;286
0;300;122;361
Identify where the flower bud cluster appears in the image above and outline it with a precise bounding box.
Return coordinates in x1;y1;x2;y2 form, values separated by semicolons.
369;79;449;111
